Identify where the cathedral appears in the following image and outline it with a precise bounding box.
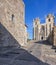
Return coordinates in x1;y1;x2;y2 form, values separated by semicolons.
33;14;55;42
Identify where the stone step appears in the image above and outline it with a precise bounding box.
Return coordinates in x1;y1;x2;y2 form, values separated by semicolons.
0;57;49;65
0;58;38;65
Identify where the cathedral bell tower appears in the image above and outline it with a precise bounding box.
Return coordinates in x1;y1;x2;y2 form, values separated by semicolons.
33;18;40;41
45;14;55;39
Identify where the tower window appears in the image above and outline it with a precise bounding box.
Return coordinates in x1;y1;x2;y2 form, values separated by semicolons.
12;14;14;21
48;18;50;22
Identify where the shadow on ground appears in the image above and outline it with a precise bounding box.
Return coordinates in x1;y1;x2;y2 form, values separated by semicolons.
34;40;52;46
0;23;49;65
34;40;56;53
0;47;49;65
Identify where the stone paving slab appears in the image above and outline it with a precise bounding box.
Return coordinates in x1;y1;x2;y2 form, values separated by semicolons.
0;57;49;65
0;46;49;65
41;43;56;65
24;41;56;65
0;58;38;65
43;56;56;65
12;60;38;65
0;48;26;59
0;58;11;64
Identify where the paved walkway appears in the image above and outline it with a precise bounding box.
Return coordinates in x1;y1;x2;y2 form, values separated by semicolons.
0;40;56;65
0;45;49;65
23;40;56;65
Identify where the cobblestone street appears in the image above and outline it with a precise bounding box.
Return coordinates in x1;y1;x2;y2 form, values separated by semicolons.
0;46;48;65
0;40;56;65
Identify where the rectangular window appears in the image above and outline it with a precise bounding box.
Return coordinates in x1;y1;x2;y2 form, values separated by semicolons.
12;14;14;21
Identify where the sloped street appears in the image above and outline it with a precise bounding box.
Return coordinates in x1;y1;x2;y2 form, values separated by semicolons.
24;40;56;65
0;40;56;65
0;41;48;65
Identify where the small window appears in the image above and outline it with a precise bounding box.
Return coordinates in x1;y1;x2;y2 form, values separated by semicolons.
48;18;50;22
12;14;14;21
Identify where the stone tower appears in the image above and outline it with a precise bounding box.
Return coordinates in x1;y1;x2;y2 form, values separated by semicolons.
45;14;55;39
33;18;41;41
0;0;27;47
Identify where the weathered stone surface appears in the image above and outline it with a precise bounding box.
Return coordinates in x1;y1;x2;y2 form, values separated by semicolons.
53;26;56;46
0;0;27;47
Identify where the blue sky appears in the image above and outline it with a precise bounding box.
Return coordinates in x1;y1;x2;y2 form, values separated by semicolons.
23;0;56;39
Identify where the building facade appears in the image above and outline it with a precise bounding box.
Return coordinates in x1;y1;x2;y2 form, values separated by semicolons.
33;14;55;42
53;26;56;47
0;0;27;47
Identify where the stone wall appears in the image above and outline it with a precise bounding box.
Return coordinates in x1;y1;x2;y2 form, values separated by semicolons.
46;14;54;40
53;26;56;47
0;0;27;47
48;26;56;47
33;18;41;41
